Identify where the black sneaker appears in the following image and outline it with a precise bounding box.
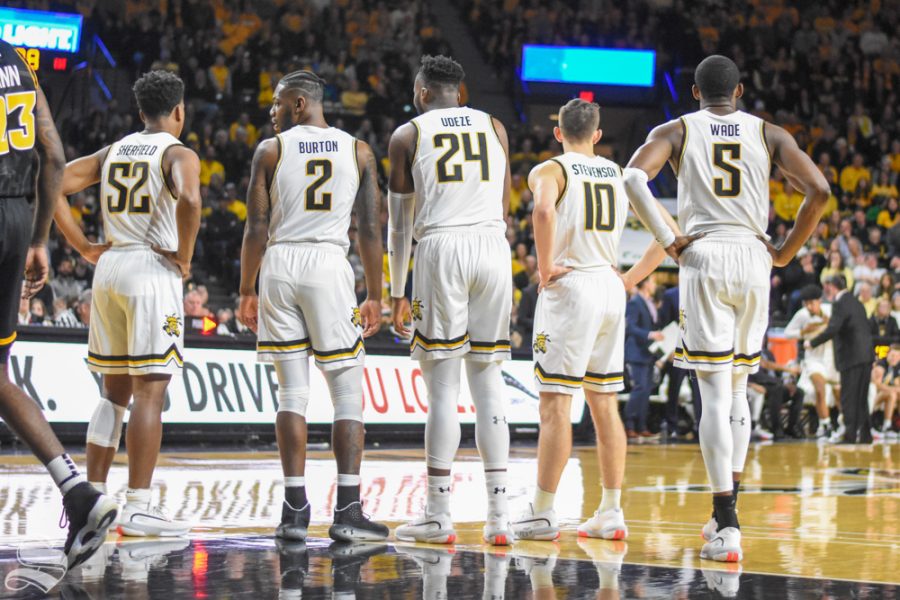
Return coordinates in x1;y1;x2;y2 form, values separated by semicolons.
62;482;119;569
276;539;308;598
329;542;388;594
328;501;389;542
276;501;311;541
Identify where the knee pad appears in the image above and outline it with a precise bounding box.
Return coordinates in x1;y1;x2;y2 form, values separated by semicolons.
324;366;363;422
278;385;310;417
86;398;126;448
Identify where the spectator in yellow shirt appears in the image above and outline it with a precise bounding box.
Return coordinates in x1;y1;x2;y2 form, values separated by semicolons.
878;197;900;229
209;54;232;99
871;170;899;202
773;181;804;222
890;139;900;173
222;182;247;222
840;153;872;194
229;112;258;147
200;145;225;187
816;152;838;186
341;79;368;116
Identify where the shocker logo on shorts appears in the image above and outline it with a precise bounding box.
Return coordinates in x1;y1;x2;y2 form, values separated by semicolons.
411;298;424;321
351;307;362;327
162;314;182;338
679;308;686;331
533;332;551;354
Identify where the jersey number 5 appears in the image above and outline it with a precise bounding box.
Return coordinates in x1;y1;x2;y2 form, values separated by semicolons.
0;91;37;155
434;132;489;183
107;161;150;214
583;182;616;232
305;159;332;211
712;143;741;197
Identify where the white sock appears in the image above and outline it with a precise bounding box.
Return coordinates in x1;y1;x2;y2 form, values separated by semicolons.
485;471;508;515
284;476;306;487
427;475;452;515
126;487;152;509
47;454;86;495
533;487;555;513
336;474;360;486
598;487;621;513
90;481;107;494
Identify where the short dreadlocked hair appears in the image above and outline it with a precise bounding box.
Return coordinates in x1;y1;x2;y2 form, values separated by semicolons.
418;55;465;90
133;70;184;119
278;70;326;103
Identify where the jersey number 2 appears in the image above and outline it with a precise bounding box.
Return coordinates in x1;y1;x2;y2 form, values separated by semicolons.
107;161;150;214
583;182;615;232
305;159;332;211
713;143;741;197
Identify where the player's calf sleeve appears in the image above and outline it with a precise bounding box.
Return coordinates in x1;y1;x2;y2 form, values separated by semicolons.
730;372;751;474
86;398;126;448
466;361;509;471
275;358;311;417
324;365;364;422
696;369;734;493
422;358;462;470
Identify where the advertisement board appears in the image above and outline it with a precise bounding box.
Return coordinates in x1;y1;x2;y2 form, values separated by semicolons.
7;340;585;426
0;8;83;53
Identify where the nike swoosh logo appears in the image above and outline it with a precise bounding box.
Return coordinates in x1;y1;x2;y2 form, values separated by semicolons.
516;518;552;528
129;514;170;523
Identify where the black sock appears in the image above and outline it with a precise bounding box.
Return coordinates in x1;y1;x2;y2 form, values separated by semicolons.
285;486;308;510
733;480;740;505
337;485;360;509
713;495;739;530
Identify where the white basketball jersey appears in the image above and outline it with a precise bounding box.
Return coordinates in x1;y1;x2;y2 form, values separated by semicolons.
410;107;506;239
269;126;359;252
100;131;182;249
549;153;629;271
677;109;771;238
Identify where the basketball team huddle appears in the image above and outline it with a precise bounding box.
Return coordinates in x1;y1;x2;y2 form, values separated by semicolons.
0;41;830;569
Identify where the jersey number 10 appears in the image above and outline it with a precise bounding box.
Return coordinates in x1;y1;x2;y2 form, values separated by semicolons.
583;182;616;232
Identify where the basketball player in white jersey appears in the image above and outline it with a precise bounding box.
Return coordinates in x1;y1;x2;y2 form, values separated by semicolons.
53;70;201;536
621;55;830;561
237;70;388;542
784;284;839;438
511;99;689;542
387;55;514;545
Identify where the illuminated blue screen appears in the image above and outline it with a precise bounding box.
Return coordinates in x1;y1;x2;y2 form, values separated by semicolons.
0;7;83;53
521;46;655;87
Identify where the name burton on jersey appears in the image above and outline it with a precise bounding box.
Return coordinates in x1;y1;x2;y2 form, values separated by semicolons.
570;163;619;179
297;140;339;153
709;123;741;136
116;144;160;157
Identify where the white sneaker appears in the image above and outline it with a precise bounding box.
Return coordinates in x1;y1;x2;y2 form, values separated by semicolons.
701;515;718;542
577;507;628;540
117;503;191;537
700;526;743;562
395;512;456;544
887;430;899;441
483;513;515;546
512;504;559;541
117;539;190;582
872;428;885;441
752;426;773;441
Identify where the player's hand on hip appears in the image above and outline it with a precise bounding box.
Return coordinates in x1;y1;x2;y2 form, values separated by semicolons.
391;296;411;337
152;245;191;279
22;245;49;299
82;242;112;265
359;298;381;338
538;264;572;293
757;236;791;267
664;233;705;262
238;294;259;334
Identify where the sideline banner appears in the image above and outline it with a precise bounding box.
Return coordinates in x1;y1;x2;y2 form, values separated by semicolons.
7;340;585;425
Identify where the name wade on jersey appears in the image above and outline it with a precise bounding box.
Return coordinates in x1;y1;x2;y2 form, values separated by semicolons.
116;144;159;157
297;140;339;153
709;123;741;136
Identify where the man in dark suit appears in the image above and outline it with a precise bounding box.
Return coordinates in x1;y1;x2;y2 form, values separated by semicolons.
809;275;876;443
625;277;664;440
657;286;703;439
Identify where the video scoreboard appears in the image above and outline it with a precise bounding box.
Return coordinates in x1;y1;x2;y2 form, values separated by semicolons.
0;7;83;73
